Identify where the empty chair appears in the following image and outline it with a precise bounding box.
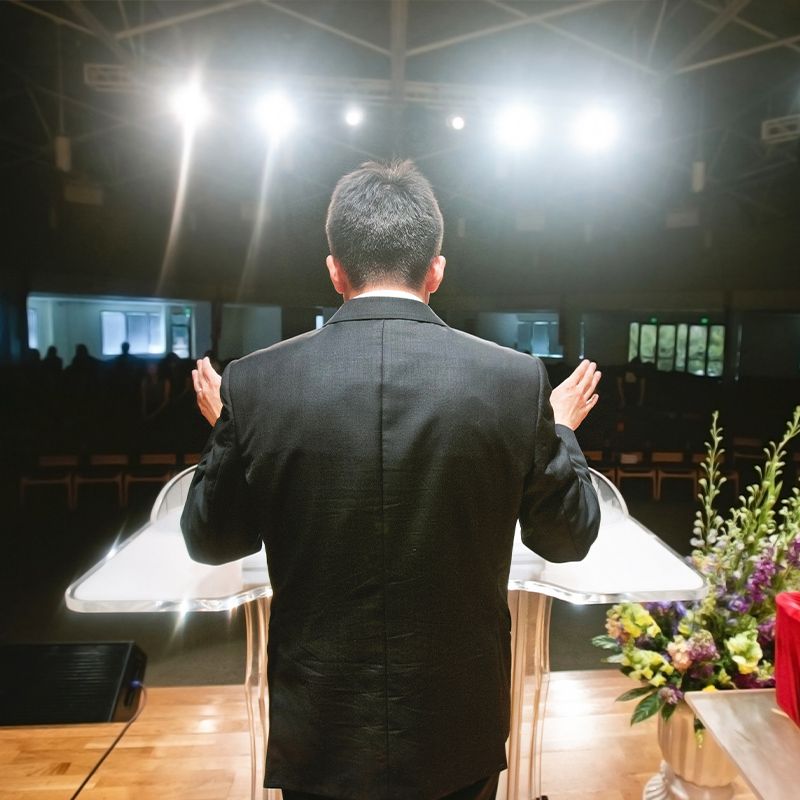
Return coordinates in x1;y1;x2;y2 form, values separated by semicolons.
653;451;697;501
731;435;763;483
19;455;79;510
123;453;178;506
583;449;616;483
73;454;129;508
615;451;656;498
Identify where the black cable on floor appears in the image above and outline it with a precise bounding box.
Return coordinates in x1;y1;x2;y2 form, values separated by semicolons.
69;682;147;800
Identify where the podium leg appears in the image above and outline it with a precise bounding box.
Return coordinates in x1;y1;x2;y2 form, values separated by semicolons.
503;591;552;800
244;597;280;800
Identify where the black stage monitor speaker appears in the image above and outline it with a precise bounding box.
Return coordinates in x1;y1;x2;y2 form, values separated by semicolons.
0;642;146;726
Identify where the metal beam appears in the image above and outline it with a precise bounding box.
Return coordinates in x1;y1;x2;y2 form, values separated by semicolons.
7;0;93;35
486;0;658;76
407;0;606;58
66;1;137;66
81;63;662;118
693;0;800;56
645;0;668;65
115;0;254;41
390;0;408;106
536;18;659;75
27;84;52;142
115;0;137;54
668;0;751;69
676;31;800;74
260;2;391;57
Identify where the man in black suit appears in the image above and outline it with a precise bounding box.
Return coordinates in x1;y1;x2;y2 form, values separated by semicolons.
182;161;601;800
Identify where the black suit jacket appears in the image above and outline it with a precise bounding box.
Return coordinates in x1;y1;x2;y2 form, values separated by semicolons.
181;297;600;800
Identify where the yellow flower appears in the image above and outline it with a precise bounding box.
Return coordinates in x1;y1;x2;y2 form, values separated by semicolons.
701;685;718;692
618;603;661;639
624;647;673;684
725;631;762;675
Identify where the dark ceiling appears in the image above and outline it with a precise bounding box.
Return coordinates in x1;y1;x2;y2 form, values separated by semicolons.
1;0;799;306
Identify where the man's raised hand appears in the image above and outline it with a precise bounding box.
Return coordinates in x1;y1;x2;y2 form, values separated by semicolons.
192;357;223;426
549;359;601;431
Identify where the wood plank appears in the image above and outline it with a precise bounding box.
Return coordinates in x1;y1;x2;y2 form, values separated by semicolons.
0;673;757;798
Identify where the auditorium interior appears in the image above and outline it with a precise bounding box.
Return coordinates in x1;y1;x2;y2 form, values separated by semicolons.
1;1;799;799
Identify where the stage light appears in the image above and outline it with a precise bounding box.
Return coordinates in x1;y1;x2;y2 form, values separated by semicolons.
494;105;538;150
256;92;298;140
169;83;210;129
449;114;465;131
344;106;364;127
571;107;620;153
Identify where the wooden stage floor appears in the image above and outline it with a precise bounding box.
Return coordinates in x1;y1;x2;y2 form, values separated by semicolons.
0;670;755;800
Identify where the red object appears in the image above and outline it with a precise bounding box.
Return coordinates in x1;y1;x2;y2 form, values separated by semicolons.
775;592;800;726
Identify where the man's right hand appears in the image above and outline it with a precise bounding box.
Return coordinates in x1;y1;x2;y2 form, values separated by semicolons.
192;357;223;427
549;359;601;430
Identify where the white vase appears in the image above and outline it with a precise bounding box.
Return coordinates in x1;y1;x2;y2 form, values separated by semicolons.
643;702;738;800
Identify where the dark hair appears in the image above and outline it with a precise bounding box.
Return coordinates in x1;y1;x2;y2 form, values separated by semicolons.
325;160;443;291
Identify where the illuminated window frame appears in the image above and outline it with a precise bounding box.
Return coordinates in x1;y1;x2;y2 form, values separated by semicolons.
628;320;724;377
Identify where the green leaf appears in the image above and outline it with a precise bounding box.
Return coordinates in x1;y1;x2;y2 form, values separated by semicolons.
631;693;663;725
661;702;678;722
591;634;621;650
605;653;625;664
616;686;654;703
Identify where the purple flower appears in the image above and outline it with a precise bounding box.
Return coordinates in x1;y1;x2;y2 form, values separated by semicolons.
689;662;715;680
787;537;800;568
644;602;668;613
688;634;718;663
746;551;778;605
658;685;684;705
757;617;776;646
733;672;775;690
727;595;750;614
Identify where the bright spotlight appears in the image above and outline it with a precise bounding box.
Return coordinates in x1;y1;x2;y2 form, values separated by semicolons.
170;83;210;129
571;107;620;153
449;114;465;131
344;106;364;127
495;105;538;150
256;92;298;140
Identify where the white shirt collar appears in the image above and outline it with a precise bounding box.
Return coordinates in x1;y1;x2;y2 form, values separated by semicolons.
352;288;424;303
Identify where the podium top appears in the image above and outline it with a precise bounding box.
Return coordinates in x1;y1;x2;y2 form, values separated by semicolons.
65;468;705;613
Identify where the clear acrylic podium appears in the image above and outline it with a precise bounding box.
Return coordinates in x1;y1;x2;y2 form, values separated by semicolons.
66;467;705;800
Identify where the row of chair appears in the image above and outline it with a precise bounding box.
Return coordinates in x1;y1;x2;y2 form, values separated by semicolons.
19;453;201;510
582;447;800;501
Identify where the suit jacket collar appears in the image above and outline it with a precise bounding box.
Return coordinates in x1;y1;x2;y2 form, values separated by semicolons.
325;296;448;327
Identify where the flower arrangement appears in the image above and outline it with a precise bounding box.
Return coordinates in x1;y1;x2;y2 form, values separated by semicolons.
593;406;800;725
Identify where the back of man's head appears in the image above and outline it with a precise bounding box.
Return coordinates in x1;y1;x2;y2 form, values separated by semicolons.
325;160;443;291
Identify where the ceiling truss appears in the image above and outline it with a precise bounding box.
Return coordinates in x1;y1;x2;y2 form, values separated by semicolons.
3;0;798;219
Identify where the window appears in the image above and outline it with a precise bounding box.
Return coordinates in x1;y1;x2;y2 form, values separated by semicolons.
627;322;639;362
707;325;725;377
675;324;688;371
628;320;724;377
687;325;708;375
657;325;676;372
516;318;560;357
102;312;126;355
477;311;562;358
27;308;38;350
639;324;657;364
102;310;165;355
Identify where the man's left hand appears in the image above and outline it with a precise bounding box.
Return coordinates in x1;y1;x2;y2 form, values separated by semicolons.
192;357;222;426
